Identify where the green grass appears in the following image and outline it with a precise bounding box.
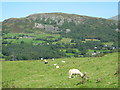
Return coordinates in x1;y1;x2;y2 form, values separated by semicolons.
3;33;60;41
35;33;60;40
18;38;33;44
87;49;111;53
32;40;46;44
3;33;18;37
3;33;35;37
2;52;118;88
66;53;75;56
52;38;72;44
5;38;33;44
59;38;72;43
0;61;2;89
3;33;60;44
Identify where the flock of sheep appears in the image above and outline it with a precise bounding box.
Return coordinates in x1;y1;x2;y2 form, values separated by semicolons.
39;57;118;85
41;58;65;69
40;58;89;83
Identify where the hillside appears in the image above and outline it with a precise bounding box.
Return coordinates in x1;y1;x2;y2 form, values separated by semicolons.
2;13;119;60
2;13;118;42
2;52;118;88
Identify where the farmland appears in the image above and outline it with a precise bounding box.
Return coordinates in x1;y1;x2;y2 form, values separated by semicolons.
2;33;61;45
2;32;118;61
2;52;118;88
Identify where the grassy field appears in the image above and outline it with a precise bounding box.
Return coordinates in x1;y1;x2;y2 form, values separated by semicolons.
2;52;118;88
3;33;61;45
58;38;72;44
53;38;72;44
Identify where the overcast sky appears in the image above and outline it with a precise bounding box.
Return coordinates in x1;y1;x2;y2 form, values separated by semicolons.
1;2;118;21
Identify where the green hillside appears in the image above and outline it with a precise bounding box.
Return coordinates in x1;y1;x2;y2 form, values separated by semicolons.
2;52;118;88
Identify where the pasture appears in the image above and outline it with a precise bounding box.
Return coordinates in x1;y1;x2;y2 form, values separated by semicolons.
3;33;61;45
2;52;118;88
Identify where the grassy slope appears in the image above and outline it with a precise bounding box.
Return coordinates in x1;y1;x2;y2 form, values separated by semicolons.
0;61;2;89
2;52;118;88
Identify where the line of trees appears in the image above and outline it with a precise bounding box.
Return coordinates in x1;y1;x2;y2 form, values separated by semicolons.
2;44;65;61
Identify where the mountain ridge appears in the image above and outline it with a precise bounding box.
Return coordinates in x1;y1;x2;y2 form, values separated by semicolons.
3;12;116;25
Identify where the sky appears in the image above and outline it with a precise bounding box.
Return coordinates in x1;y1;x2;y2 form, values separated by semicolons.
1;0;119;2
1;2;118;21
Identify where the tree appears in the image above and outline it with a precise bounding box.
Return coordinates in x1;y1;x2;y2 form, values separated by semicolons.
20;41;24;44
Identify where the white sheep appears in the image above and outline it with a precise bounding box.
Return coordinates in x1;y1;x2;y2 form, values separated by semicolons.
61;61;65;63
53;64;57;66
44;59;48;64
52;58;55;61
68;69;86;78
44;59;46;61
56;65;59;68
41;58;43;60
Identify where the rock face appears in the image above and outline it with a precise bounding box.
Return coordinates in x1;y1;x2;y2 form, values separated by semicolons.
34;23;59;31
45;25;59;31
26;13;86;25
26;13;98;33
35;23;44;29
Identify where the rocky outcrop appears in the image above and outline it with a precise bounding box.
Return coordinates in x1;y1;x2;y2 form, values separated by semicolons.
34;23;59;31
27;13;86;25
35;23;44;29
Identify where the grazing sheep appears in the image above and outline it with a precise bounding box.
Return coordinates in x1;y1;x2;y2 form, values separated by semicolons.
41;58;43;60
56;65;59;68
54;64;57;66
68;69;86;78
44;59;48;64
45;62;48;64
52;58;55;61
96;78;102;83
92;52;97;55
69;69;89;84
62;61;65;63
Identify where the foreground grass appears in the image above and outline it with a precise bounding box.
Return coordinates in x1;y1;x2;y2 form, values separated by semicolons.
2;52;118;88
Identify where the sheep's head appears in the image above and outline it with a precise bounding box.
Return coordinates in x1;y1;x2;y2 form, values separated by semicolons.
82;72;87;77
82;72;89;81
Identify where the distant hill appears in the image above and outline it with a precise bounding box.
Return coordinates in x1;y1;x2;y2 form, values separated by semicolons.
2;13;118;42
109;15;119;21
